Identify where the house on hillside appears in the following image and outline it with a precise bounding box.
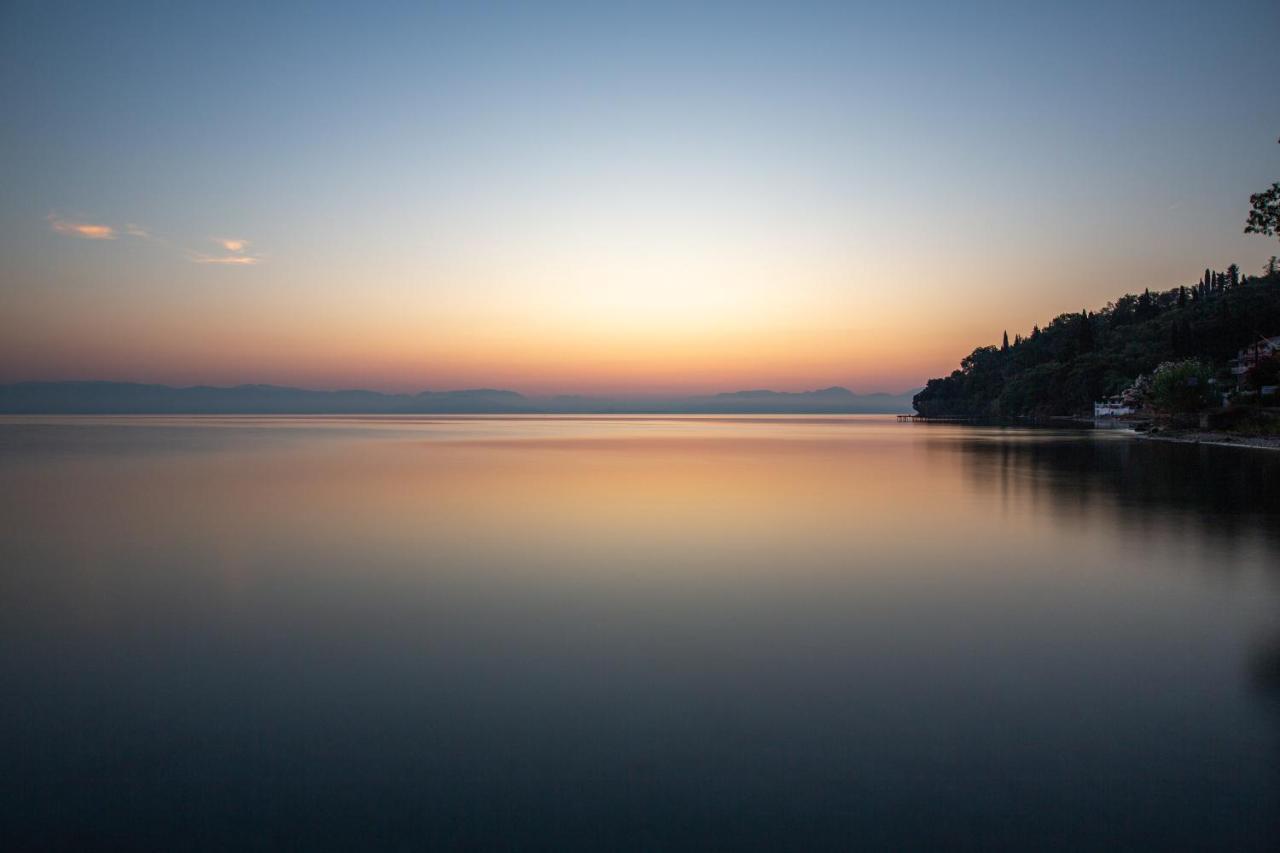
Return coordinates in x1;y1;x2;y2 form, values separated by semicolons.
1094;376;1150;418
1093;397;1134;418
1230;335;1280;386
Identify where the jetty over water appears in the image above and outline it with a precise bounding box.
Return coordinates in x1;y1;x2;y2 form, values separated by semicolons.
897;414;981;422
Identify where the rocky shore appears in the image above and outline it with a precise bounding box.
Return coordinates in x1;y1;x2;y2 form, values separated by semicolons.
1132;428;1280;451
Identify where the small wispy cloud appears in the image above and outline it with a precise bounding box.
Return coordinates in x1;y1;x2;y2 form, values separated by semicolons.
189;236;262;266
189;253;262;266
47;213;264;266
48;214;116;240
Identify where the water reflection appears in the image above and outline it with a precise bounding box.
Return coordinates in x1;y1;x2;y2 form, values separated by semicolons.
951;427;1280;549
1;416;1277;850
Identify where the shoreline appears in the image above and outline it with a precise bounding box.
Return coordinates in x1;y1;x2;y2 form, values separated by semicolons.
1131;429;1280;452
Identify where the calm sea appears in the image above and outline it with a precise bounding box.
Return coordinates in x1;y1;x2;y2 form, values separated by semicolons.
2;415;1278;850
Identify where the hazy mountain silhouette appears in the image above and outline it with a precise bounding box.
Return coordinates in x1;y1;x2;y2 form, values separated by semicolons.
0;382;919;414
0;382;534;414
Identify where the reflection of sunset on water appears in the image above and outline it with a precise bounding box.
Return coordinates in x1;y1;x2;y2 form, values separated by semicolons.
3;415;1279;848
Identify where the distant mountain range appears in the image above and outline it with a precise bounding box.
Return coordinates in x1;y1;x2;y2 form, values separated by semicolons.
0;382;920;414
554;387;919;414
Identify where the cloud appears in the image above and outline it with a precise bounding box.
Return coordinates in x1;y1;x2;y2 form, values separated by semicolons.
190;253;261;266
47;213;264;266
188;236;262;266
47;214;116;240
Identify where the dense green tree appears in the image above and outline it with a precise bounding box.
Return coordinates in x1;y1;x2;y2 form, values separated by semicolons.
913;267;1280;418
1077;311;1095;353
1244;138;1279;241
1247;186;1280;239
1247;354;1280;391
1148;360;1215;414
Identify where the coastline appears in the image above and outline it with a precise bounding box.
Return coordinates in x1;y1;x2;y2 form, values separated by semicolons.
1131;429;1280;452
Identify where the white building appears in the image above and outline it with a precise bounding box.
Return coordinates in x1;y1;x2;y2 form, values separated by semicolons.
1230;335;1280;384
1093;398;1134;418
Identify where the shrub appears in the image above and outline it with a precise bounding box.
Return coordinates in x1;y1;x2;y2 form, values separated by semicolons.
1148;359;1215;413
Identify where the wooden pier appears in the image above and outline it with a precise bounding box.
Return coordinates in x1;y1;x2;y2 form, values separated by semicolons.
896;414;981;422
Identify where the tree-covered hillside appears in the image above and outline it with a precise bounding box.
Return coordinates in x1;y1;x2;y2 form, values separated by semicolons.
913;262;1280;418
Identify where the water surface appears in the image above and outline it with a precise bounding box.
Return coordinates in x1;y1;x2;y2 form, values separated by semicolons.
2;415;1278;850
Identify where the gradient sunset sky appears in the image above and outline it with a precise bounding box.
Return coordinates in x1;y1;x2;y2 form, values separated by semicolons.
2;1;1278;395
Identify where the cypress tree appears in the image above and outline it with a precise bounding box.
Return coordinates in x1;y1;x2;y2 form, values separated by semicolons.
1137;288;1153;320
1078;310;1094;352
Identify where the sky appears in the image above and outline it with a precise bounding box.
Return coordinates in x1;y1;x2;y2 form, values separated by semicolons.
1;0;1278;395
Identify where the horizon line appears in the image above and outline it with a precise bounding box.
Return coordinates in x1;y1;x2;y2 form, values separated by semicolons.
0;378;926;399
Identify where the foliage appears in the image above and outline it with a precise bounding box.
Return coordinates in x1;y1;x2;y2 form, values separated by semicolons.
1147;359;1215;414
1246;183;1280;239
913;267;1280;417
1244;138;1279;241
1247;354;1280;390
